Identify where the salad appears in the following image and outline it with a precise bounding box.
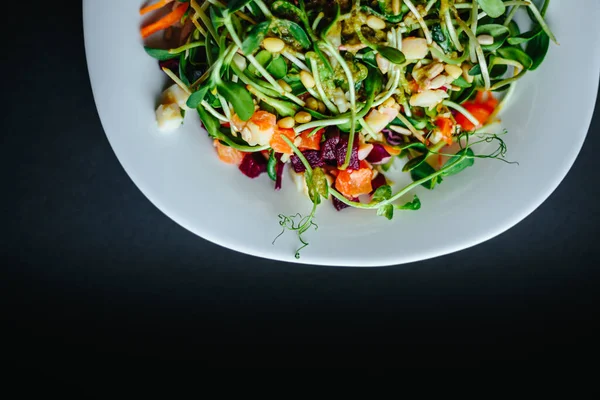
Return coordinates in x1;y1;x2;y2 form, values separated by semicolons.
140;0;555;257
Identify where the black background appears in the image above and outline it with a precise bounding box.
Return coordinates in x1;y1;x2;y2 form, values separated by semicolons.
2;2;599;362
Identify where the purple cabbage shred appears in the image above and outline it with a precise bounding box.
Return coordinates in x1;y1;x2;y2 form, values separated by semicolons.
383;128;403;146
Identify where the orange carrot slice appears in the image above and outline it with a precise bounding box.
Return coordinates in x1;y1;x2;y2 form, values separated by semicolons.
141;3;189;39
140;0;174;16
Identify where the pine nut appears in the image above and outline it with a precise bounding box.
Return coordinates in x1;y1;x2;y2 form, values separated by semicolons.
263;37;285;53
381;97;397;108
277;117;296;129
294;111;312;123
278;79;292;93
300;71;316;89
427;63;445;79
389;125;412;135
444;64;463;80
306;97;319;111
366;16;386;30
401;37;429;60
317;101;326;113
462;64;474;83
428;75;447;90
376;53;390;74
477;35;494;45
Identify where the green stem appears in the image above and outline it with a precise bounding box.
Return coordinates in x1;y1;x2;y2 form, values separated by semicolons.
201;100;228;121
195;3;219;43
223;16;290;99
429;44;470;65
456;17;490;90
527;2;558;44
443;4;463;52
230;63;281;97
308;58;339;113
442;100;481;126
253;0;273;19
294;117;351;134
403;0;433;43
168;41;205;54
503;5;521;27
321;42;356;169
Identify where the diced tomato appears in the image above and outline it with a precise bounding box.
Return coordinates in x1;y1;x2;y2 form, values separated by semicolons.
435;117;454;144
221;121;231;128
475;90;486;103
335;164;373;198
214;139;244;165
298;128;324;151
456;91;499;131
269;127;296;154
455;103;493;131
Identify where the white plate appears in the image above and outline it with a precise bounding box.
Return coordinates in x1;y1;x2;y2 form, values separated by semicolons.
84;0;600;267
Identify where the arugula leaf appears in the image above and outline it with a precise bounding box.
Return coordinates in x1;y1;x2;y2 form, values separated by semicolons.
272;1;312;32
377;204;394;220
376;46;406;65
267;151;277;181
440;148;475;177
396;195;421;211
144;47;179;61
402;154;427;172
497;47;534;70
186;86;210;109
196;105;221;139
179;53;190;86
273;20;311;49
242;21;271;54
478;0;506;18
372;185;392;203
226;0;252;13
361;5;404;23
432;23;452;53
217;80;255;121
247;50;273;77
476;24;510;51
266;55;288;79
410;162;443;190
527;0;551;21
526;28;551;70
507;28;544;46
398;142;429;152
